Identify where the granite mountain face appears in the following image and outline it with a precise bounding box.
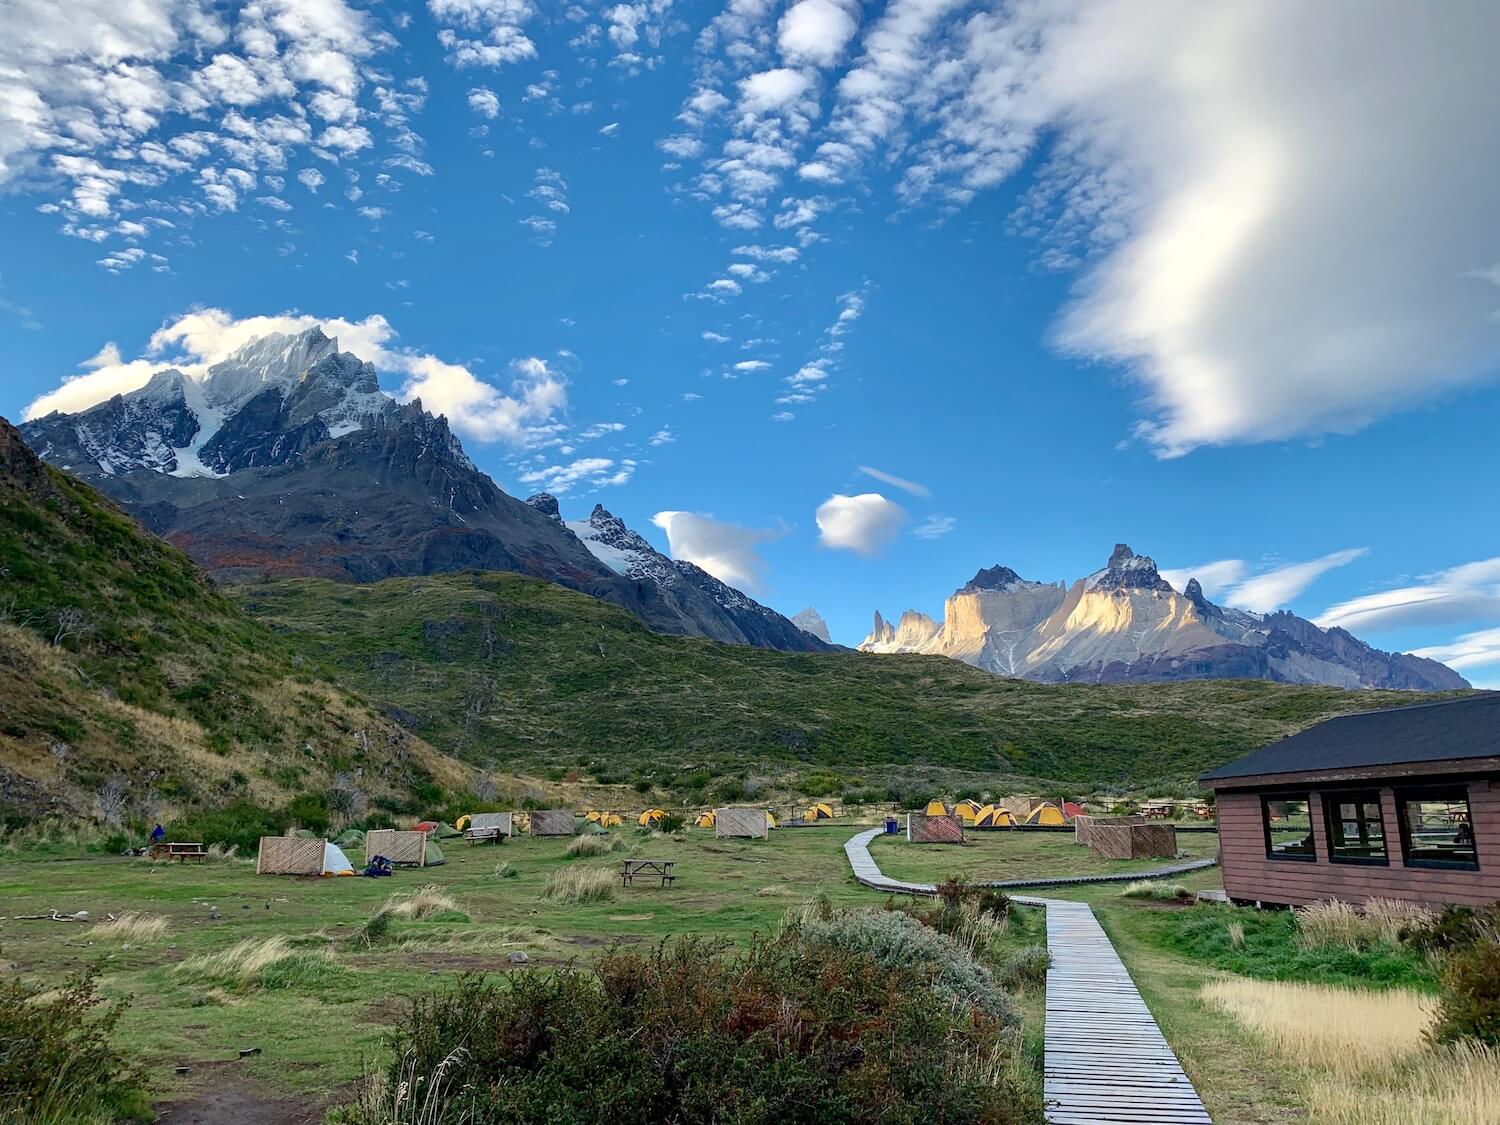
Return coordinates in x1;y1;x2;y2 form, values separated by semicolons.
859;544;1467;690
18;326;829;653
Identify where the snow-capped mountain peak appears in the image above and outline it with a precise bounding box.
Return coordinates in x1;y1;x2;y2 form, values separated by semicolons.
562;503;678;586
792;607;831;643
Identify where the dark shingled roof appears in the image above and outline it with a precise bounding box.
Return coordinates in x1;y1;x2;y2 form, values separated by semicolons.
1202;693;1500;783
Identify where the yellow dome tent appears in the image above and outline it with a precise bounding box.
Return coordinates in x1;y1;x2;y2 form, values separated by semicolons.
803;802;833;821
766;811;778;829
584;810;601;823
973;806;1014;828
596;811;623;828
1025;804;1067;826
694;811;716;828
638;809;667;828
954;800;982;823
455;815;472;831
923;799;949;817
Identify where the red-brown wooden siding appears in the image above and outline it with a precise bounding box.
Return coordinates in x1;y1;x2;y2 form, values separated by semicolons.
1215;779;1500;907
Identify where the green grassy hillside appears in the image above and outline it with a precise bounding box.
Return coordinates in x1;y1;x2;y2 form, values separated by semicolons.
235;571;1460;793
0;420;467;825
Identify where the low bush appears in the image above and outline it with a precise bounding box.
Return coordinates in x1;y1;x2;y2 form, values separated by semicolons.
566;833;625;858
0;969;149;1124
341;926;1041;1125
541;866;615;904
1429;917;1500;1048
1001;945;1051;988
493;861;518;878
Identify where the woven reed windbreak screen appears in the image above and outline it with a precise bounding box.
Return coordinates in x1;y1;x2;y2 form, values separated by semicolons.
467;812;512;835
257;835;325;875
907;813;965;844
366;828;428;865
530;809;576;836
1074;814;1147;847
1085;822;1177;861
714;807;769;839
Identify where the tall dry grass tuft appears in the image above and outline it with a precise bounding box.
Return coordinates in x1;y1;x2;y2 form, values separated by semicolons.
566;834;625;858
1306;1041;1500;1125
542;866;615;904
384;885;459;920
175;935;340;991
205;842;241;863
89;912;168;943
1202;976;1434;1078
1226;920;1246;949
1204;975;1500;1124
1295;898;1434;951
1121;879;1192;901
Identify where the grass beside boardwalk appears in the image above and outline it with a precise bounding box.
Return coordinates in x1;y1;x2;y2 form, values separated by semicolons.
868;826;1221;885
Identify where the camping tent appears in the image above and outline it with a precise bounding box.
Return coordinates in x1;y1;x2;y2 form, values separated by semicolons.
335;829;366;850
802;802;833;821
954;800;982;822
766;811;778;829
1062;801;1085;819
923;799;949;817
586;811;623;827
1025;804;1068;827
322;841;355;876
638;809;667;828
694;811;716;828
972;806;1014;829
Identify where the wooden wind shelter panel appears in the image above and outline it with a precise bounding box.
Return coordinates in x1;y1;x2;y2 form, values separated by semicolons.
1085;821;1177;861
907;812;965;844
256;835;325;876
366;828;428;866
466;812;512;836
530;809;577;836
714;807;769;839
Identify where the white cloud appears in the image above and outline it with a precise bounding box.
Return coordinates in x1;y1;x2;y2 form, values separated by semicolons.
652;510;779;593
911;514;955;540
738;67;813;114
23;308;569;446
778;0;859;68
296;167;325;192
1411;627;1500;674
733;359;769;373
815;492;908;556
1221;548;1368;614
648;428;674;446
467;86;500;118
857;464;930;498
599;121;620;136
1315;557;1500;634
577;421;626;441
520;456;636;495
1158;559;1250;600
701;330;730;343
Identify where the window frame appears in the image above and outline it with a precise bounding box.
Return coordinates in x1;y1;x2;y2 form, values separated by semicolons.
1321;789;1390;866
1396;785;1480;871
1261;793;1317;862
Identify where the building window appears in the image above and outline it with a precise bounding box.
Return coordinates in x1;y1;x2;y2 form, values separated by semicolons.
1323;791;1388;864
1263;795;1316;860
1398;788;1479;869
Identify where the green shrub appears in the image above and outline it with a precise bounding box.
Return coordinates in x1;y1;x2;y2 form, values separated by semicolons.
1428;914;1500;1048
343;930;1040;1125
790;905;1018;1020
166;800;281;852
0;969;149;1124
1001;945;1051;988
656;812;686;834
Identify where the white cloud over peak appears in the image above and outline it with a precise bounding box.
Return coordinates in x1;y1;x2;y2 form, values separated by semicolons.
815;492;908;556
520;455;636;495
1315;557;1500;635
652;509;779;593
22;308;568;447
1158;559;1250;601
1219;549;1368;615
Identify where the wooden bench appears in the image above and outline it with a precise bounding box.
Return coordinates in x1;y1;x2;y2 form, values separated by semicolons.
152;842;207;862
464;827;505;844
621;859;675;888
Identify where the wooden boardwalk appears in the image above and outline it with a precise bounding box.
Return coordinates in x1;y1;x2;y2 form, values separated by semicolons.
843;828;1213;1123
1044;901;1210;1123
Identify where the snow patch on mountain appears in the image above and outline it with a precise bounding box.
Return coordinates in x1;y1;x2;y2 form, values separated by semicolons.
792;607;831;643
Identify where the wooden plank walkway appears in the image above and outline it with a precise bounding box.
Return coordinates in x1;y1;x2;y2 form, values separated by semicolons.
843;828;1214;1123
1044;901;1210;1123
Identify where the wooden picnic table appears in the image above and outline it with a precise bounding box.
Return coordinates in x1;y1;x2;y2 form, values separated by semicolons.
151;841;207;862
621;859;676;887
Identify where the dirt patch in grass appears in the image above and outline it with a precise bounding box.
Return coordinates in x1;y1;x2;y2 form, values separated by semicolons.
156;1070;322;1125
564;933;646;948
607;913;654;922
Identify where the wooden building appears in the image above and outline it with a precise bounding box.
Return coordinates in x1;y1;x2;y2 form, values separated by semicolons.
1201;694;1499;907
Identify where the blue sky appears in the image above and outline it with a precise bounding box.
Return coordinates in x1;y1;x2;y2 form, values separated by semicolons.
3;1;1500;681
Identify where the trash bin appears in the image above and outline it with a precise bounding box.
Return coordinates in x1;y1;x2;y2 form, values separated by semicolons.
884;817;899;835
